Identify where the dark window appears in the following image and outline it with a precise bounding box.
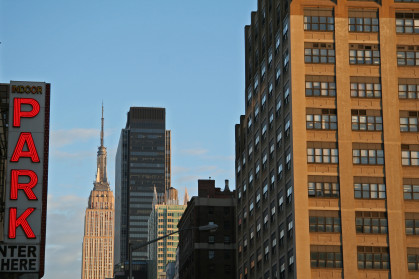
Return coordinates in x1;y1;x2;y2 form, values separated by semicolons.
354;183;386;199
356;212;388;234
357;247;389;270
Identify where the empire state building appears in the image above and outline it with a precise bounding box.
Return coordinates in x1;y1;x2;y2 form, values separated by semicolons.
81;106;114;279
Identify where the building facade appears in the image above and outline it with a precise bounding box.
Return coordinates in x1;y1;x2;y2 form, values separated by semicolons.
235;1;419;278
115;107;171;264
82;106;114;279
148;187;186;279
178;179;236;279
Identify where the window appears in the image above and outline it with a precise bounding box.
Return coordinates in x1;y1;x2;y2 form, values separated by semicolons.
247;86;252;106
275;64;281;85
396;13;419;34
408;253;419;271
305;76;336;97
261;61;266;81
305;43;335;64
357;247;389;270
304;13;334;31
248;141;253;159
402;149;419;166
256;161;260;178
270;140;275;158
354;183;386;199
254;103;259;121
263;181;268;200
405;218;419;235
400;111;419;132
308;180;340;198
276;128;282;147
399;82;419;99
348;11;379;32
278;191;284;212
286;183;293;204
277;162;283;181
209;250;215;260
268;48;273;67
353;149;384;165
269;109;274;128
356;212;388;234
283;17;289;40
283;49;289;71
309;213;341;233
286;151;291;170
397;45;419;66
208;235;215;243
310;246;342;268
351;110;382;131
262;93;267;110
248;117;252;132
306;109;337;130
403;182;419;200
275;31;281;54
287;215;293;238
284;82;290;105
254;75;259;91
276;98;281;117
307;148;339;163
285;117;291;138
269;80;273;97
288;249;294;270
349;44;380;65
351;80;381;98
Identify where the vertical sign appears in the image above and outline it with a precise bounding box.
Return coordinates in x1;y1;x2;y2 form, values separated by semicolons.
1;81;50;277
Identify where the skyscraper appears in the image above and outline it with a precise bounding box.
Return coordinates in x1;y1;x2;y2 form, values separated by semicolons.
235;1;418;278
115;107;171;264
148;187;187;279
81;106;114;279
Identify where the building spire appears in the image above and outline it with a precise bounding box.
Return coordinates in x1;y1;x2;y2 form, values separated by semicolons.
94;103;109;191
183;187;189;205
101;101;104;147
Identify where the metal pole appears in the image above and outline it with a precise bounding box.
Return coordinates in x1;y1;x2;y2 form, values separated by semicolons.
129;243;132;279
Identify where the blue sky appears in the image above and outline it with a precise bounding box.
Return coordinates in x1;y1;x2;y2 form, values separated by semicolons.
1;1;257;278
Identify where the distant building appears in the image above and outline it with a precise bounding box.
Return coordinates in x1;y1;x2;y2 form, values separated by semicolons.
82;106;114;279
173;246;180;279
114;107;171;264
178;179;236;279
165;262;175;279
148;187;187;279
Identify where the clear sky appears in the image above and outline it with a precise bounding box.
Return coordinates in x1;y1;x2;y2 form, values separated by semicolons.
1;1;257;278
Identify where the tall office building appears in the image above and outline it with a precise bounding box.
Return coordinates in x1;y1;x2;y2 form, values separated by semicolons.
235;1;419;278
115;107;171;264
148;187;187;279
82;106;114;279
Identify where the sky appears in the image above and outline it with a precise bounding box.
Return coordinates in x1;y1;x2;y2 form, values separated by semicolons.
1;1;257;278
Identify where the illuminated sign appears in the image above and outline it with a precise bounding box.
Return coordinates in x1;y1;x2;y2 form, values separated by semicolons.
1;81;50;276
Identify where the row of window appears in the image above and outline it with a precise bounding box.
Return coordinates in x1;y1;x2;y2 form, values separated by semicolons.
304;12;418;34
309;181;419;201
304;79;419;100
